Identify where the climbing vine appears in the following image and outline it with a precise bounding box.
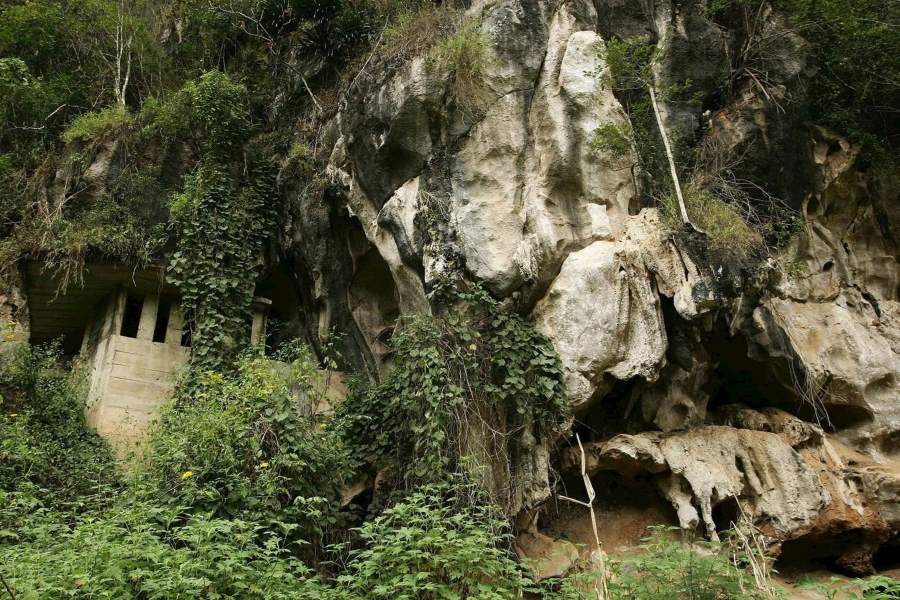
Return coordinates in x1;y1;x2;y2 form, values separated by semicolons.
166;71;275;369
336;281;568;509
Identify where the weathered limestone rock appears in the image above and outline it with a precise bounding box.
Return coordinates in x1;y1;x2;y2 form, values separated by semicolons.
564;407;900;572
515;530;580;581
586;424;828;542
533;240;667;408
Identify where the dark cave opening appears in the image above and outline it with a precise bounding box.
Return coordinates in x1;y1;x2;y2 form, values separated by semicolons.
776;529;886;577
704;320;798;415
872;535;900;572
571;377;644;444
711;496;741;535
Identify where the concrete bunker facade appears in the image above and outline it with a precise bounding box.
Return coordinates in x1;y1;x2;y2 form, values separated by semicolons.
25;262;270;451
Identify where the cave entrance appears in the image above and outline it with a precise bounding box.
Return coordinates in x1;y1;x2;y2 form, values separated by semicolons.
711;496;742;534
704;319;797;415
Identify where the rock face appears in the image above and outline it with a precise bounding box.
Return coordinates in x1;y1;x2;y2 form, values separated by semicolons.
8;0;897;575
562;406;899;573
312;0;900;566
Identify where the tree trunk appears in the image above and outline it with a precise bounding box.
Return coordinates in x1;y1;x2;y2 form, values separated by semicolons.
648;84;693;228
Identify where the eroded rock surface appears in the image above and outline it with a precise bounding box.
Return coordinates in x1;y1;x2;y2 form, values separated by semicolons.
317;2;900;557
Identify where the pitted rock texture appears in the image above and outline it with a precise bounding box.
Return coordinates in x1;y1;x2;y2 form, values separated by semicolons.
563;407;900;572
318;0;900;535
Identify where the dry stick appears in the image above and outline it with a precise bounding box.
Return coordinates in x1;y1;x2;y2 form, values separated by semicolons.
0;572;16;600
558;433;608;600
647;84;694;230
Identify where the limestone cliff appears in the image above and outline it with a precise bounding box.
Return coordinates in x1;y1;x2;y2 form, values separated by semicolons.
3;0;898;581
307;0;900;574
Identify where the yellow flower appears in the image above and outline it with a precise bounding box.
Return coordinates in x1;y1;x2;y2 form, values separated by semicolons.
258;462;270;469
9;413;18;417
468;344;477;351
181;470;194;480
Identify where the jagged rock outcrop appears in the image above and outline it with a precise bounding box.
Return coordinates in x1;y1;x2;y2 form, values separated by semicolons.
6;0;896;574
563;406;899;573
316;1;900;551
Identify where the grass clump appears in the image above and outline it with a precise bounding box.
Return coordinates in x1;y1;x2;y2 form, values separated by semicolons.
381;1;460;58
661;185;762;260
428;20;491;116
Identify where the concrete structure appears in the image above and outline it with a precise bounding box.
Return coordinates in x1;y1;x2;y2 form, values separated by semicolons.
25;262;271;452
81;288;190;450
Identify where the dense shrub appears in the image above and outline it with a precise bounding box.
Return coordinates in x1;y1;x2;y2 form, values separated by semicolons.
0;341;118;524
336;284;568;503
335;483;530;599
144;348;351;551
2;503;326;600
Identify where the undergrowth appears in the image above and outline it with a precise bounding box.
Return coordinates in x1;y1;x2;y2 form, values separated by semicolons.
2;329;894;599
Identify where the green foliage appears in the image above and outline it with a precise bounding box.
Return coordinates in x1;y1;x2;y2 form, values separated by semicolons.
604;35;656;92
3;502;326;599
336;283;568;503
601;36;683;203
335;483;530;599
0;0;162;124
591;122;636;167
0;173;166;291
428;21;491;116
776;0;899;159
61;106;134;145
145;350;350;549
166;71;276;368
660;186;762;260
800;574;900;600
2;340;795;599
606;528;774;600
0;341;118;532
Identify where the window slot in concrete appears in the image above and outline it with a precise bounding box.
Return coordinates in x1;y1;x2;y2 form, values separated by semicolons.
120;294;143;338
153;300;171;343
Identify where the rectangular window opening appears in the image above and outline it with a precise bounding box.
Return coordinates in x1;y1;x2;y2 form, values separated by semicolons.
153;300;171;343
120;293;143;338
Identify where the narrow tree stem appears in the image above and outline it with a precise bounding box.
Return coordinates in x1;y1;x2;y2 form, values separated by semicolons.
648;84;692;227
0;572;17;600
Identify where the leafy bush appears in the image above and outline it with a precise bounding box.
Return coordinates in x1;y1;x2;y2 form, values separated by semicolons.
145;349;351;550
335;483;530;599
2;502;327;600
0;341;118;520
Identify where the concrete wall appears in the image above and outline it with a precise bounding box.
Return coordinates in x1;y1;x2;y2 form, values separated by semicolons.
83;289;188;453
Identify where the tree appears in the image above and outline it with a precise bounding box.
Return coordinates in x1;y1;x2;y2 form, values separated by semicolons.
605;36;695;229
